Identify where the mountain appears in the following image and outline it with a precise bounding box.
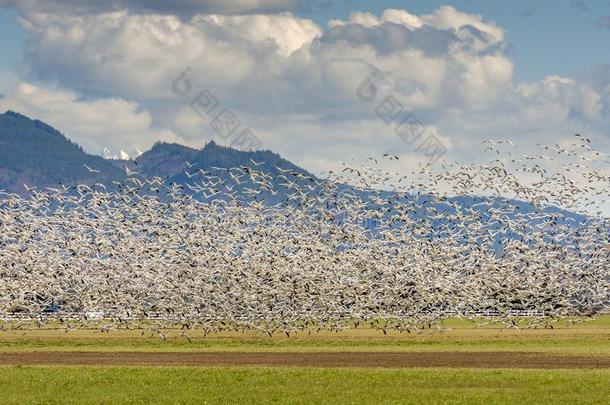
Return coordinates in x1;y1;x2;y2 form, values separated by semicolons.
118;141;199;179
0;111;125;193
0;111;589;225
168;141;311;184
0;111;588;254
0;111;310;193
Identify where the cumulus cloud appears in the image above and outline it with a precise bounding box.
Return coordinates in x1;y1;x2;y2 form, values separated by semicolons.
437;70;610;160
195;13;321;56
18;11;321;102
2;4;609;172
17;5;511;114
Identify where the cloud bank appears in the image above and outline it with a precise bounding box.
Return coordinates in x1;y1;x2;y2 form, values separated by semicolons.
1;3;609;172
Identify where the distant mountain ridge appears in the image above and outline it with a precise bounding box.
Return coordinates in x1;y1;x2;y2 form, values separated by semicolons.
0;111;587;246
0;111;125;192
0;111;310;193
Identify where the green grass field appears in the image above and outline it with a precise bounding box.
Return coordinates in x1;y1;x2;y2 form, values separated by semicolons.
0;367;608;404
0;317;608;404
1;316;608;355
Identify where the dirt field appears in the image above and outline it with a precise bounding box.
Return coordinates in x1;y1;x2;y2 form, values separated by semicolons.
0;351;608;368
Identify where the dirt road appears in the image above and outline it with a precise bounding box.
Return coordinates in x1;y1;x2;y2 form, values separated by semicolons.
0;351;608;368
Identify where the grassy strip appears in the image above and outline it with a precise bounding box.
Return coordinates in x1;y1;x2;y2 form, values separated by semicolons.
0;329;609;355
0;366;608;404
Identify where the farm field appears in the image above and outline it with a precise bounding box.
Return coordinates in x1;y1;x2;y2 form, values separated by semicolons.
0;317;608;404
1;316;608;355
2;0;610;403
0;367;608;404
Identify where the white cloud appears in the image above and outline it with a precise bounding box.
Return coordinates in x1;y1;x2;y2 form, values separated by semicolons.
2;4;609;173
18;11;321;101
381;9;423;30
197;13;321;56
421;5;504;44
17;7;512;113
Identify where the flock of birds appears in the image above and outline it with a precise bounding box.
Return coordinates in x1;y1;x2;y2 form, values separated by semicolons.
0;135;608;337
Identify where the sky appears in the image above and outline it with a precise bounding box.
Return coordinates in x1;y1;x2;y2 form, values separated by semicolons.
0;0;609;173
299;0;610;82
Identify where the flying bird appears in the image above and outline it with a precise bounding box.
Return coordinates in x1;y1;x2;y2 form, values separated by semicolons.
83;164;101;173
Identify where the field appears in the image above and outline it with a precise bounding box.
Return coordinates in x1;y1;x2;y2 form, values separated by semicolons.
0;317;608;404
1;367;609;404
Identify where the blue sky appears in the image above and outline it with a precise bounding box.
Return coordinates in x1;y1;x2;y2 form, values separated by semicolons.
0;7;24;71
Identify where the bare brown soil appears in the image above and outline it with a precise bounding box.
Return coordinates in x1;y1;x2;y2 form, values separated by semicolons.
0;351;608;368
